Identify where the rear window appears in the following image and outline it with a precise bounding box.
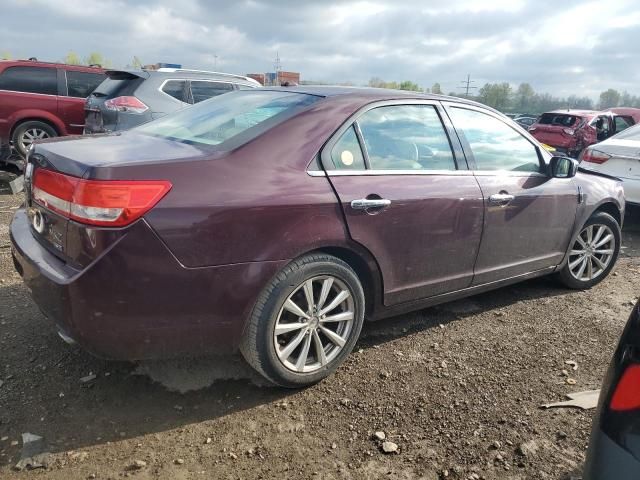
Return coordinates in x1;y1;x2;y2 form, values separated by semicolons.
66;71;105;98
0;66;57;95
537;113;579;127
92;76;143;98
136;90;320;147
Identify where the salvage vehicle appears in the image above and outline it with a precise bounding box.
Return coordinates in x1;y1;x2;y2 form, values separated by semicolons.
84;68;261;134
529;109;639;158
580;123;640;205
0;59;105;166
10;87;625;387
583;300;640;479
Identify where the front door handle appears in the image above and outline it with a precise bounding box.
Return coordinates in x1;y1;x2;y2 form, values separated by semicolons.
488;193;515;205
350;198;391;210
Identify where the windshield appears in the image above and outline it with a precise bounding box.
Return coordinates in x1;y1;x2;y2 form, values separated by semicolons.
613;122;640;141
136;90;321;146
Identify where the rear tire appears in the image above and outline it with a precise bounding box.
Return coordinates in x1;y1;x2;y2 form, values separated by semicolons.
11;121;57;156
556;212;621;289
240;253;365;388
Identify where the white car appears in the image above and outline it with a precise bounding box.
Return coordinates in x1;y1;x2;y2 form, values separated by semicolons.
580;123;640;205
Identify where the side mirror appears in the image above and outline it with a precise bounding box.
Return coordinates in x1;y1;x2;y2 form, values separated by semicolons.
549;156;579;178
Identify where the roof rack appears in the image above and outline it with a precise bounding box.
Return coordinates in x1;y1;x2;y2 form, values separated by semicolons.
155;67;259;83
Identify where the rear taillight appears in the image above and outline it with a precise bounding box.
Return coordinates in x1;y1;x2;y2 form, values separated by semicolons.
580;149;611;164
104;96;148;114
610;365;640;411
32;169;171;227
563;128;575;135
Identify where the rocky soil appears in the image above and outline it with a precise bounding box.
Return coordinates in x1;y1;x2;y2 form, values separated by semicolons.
1;178;638;479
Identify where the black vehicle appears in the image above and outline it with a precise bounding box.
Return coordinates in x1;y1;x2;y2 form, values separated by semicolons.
515;116;537;128
84;67;261;134
583;300;640;479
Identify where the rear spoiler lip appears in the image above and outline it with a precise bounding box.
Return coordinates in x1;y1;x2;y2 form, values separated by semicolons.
104;69;150;80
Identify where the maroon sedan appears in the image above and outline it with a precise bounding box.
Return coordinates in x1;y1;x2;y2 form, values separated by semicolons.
11;87;624;387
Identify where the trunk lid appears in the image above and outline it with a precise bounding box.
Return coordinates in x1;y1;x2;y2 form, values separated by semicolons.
529;113;584;149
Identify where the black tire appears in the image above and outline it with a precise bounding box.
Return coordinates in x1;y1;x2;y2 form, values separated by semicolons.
11;121;57;156
556;211;621;289
240;253;365;388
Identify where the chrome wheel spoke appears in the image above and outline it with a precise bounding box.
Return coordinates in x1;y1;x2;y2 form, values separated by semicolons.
284;299;310;320
278;328;307;360
586;226;593;244
570;249;585;256
575;236;587;249
303;279;314;313
319;325;346;348
295;333;312;372
591;255;607;270
319;290;350;316
317;277;334;311
586;256;593;279
275;322;307;335
569;223;615;282
594;234;613;249
594;249;613;255
321;311;353;323
575;256;588;279
592;226;605;245
569;255;585;269
312;329;327;366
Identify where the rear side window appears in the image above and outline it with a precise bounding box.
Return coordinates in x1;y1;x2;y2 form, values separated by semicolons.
449;107;541;173
537;113;578;127
137;90;320;147
0;66;57;95
614;116;634;133
614;123;640;140
358;105;456;170
161;80;187;102
190;81;234;103
66;71;105;98
330;126;366;170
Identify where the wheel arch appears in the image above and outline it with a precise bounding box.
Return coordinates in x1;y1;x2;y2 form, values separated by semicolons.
592;201;622;226
10;115;63;140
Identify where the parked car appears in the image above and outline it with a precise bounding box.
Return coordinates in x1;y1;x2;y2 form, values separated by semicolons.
528;109;639;158
580;123;640;205
583;300;640;479
515;116;537;128
0;59;105;166
11;87;624;387
84;68;261;134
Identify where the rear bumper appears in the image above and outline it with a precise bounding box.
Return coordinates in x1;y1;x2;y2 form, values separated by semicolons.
10;208;286;360
583;429;640;480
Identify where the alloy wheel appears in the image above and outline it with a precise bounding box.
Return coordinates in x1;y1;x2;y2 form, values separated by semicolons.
273;275;355;373
20;128;50;151
568;224;615;282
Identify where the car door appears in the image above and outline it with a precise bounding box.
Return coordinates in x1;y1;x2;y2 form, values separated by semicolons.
321;102;484;306
444;103;578;285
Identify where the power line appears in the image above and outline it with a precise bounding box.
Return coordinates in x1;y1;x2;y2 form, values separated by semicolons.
459;74;477;97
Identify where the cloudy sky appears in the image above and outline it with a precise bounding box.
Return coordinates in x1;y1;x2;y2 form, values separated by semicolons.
2;0;639;98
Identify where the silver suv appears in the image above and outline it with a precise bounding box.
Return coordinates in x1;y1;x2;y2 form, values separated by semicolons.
84;67;261;133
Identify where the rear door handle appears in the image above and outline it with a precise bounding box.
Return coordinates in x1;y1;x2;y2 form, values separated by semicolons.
488;193;515;205
350;198;391;210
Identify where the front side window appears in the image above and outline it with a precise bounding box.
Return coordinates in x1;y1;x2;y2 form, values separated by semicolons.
190;81;234;103
357;105;456;170
330;126;366;170
449;107;541;173
0;66;57;95
137;90;320;146
161;80;187;103
66;71;105;98
614;116;634;133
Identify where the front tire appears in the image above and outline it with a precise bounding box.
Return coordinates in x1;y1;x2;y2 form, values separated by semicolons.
11;121;57;156
557;212;621;289
240;254;365;388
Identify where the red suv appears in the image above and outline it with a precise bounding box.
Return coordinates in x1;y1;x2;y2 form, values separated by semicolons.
0;60;105;167
528;109;640;157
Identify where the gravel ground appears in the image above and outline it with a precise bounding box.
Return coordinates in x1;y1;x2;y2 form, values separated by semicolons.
0;176;639;479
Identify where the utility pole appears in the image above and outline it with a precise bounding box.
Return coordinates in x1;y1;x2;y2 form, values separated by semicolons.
459;74;477;97
274;52;282;85
213;54;218;70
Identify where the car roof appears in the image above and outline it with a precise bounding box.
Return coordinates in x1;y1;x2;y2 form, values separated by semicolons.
260;85;491;108
545;109;601;117
106;68;260;86
0;59;105;72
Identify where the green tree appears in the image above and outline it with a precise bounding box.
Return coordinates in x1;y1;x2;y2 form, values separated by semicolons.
399;80;421;92
85;52;110;67
1;51;11;60
514;83;535;111
64;51;82;65
431;82;442;95
598;89;621;109
478;82;512;111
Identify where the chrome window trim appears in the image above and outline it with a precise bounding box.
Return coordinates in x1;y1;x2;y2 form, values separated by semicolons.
0;88;58;98
318;99;464;175
309;169;474;177
157;78;190;105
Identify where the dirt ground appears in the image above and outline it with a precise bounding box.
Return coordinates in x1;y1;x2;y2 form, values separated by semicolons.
1;172;639;480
